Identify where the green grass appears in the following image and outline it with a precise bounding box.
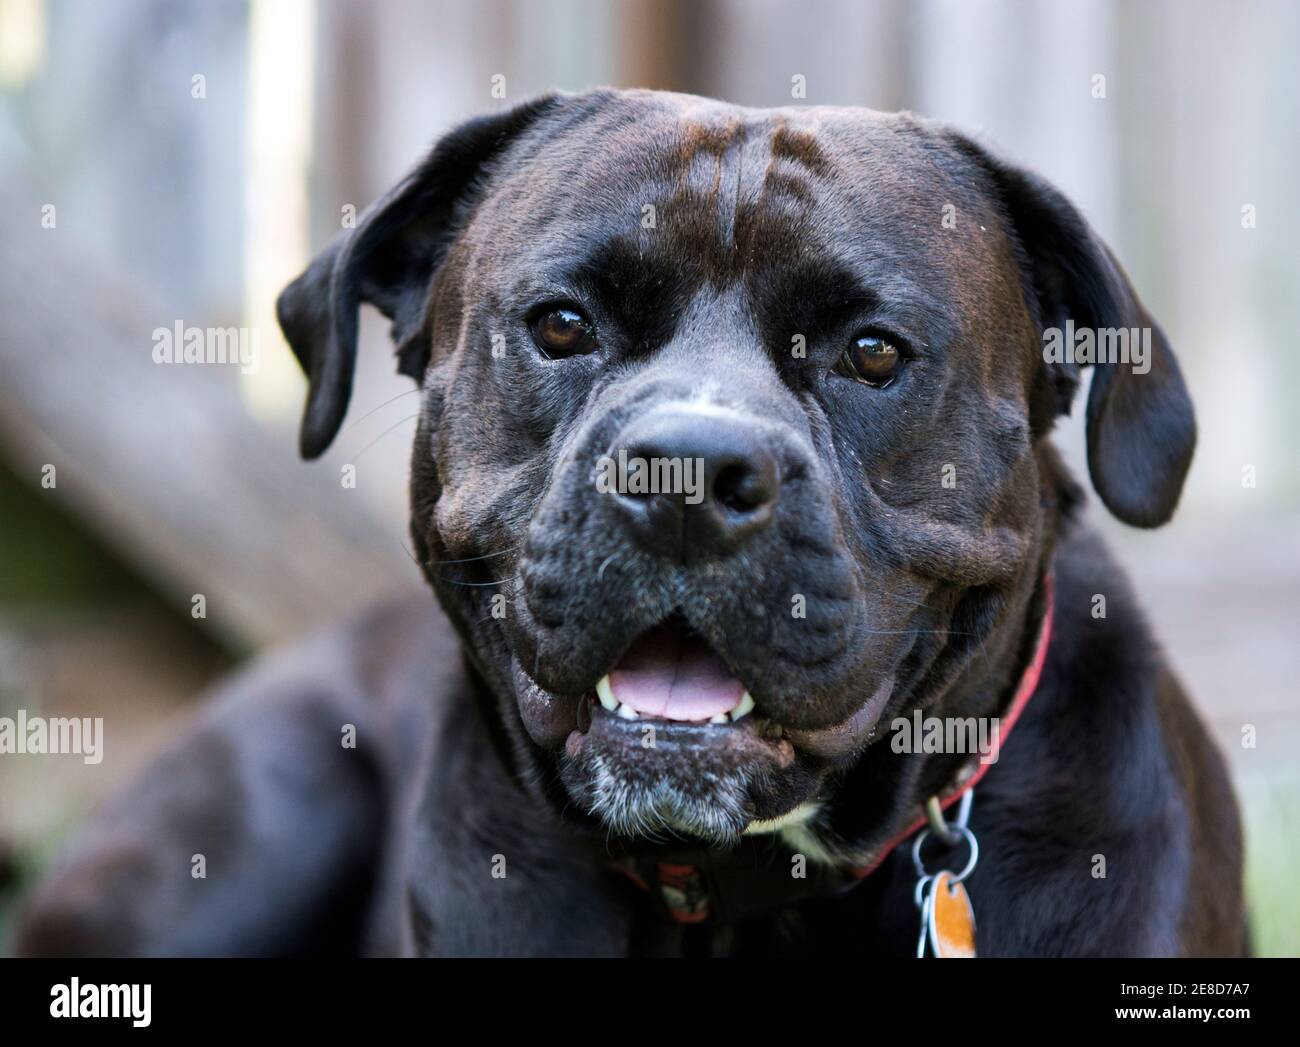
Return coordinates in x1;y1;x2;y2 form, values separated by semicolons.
1242;773;1300;957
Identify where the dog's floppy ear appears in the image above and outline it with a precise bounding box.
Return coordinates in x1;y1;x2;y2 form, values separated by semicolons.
276;93;564;459
950;133;1196;528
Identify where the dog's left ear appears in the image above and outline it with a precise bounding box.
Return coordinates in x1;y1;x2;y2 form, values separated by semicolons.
949;133;1196;528
276;93;565;459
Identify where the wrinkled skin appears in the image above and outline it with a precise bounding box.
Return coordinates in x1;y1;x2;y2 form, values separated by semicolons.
400;92;1124;850
15;90;1244;957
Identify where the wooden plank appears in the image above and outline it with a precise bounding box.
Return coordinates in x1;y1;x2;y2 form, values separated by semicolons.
0;184;422;648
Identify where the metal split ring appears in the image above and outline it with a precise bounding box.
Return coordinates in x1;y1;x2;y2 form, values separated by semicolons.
911;789;978;883
912;823;979;884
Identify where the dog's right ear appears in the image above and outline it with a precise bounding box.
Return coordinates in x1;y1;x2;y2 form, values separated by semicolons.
276;93;565;459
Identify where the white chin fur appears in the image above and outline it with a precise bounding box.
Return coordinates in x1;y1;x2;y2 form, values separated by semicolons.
742;802;820;836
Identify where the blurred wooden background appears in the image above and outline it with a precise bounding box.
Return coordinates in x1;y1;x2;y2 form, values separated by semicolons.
0;0;1297;952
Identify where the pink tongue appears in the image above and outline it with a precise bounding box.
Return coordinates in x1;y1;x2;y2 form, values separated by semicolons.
609;624;745;721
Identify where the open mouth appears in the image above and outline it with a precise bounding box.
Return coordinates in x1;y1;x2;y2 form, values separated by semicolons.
540;614;896;840
516;613;895;769
558;617;799;838
593;618;756;725
561;615;797;775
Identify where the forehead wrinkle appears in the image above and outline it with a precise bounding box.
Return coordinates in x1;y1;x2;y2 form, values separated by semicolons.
666;116;751;269
732;118;827;266
762;120;831;206
770;122;831;174
659;114;830;289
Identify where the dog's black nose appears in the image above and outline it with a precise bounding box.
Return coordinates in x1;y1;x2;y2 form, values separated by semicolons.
605;410;780;558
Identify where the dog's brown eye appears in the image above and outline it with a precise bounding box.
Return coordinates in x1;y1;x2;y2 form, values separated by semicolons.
529;307;598;358
835;334;902;387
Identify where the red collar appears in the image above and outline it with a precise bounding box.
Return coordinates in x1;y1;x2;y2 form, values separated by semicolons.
848;572;1054;879
612;575;1055;924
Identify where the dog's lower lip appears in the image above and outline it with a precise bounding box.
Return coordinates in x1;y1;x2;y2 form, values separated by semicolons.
513;659;583;749
782;676;896;758
564;702;797;769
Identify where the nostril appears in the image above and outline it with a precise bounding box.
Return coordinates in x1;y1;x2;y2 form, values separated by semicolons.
713;459;778;514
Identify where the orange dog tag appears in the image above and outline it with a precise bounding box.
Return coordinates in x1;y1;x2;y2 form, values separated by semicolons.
927;871;976;958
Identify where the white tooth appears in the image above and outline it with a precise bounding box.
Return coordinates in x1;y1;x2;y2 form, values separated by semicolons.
730;690;755;721
595;675;618;712
710;713;729;724
616;703;638;720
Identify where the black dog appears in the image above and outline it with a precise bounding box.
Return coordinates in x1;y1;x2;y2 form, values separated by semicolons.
17;89;1245;957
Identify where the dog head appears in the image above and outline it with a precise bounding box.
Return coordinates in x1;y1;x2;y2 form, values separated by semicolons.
278;89;1194;848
